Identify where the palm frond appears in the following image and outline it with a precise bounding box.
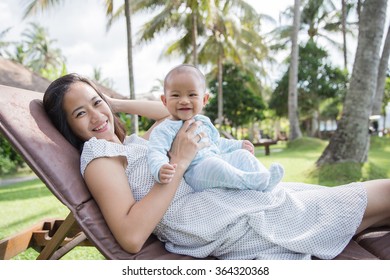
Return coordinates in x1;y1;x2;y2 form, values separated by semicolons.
22;0;64;18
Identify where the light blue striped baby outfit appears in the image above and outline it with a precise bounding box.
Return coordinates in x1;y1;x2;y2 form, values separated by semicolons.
147;115;283;192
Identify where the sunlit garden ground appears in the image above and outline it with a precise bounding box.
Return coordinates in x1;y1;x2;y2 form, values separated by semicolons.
1;136;389;260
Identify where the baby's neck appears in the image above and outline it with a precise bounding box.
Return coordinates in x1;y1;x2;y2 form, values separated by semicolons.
169;115;197;121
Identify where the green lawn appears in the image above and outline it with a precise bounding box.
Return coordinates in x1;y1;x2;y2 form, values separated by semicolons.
258;136;390;186
1;136;389;260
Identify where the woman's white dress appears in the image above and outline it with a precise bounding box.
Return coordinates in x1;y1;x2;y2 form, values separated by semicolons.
80;135;367;260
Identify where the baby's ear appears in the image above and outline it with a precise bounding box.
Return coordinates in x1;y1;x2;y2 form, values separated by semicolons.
203;93;210;105
161;94;167;106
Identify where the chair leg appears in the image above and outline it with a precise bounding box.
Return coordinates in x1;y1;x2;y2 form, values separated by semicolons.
50;232;87;260
37;212;77;260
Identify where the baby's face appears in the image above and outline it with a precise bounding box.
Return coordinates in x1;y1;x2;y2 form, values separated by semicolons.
162;71;209;121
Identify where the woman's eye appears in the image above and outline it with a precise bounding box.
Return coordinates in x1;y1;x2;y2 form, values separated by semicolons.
95;99;102;106
76;111;86;118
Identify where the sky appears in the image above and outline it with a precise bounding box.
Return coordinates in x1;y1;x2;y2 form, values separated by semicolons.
0;0;295;96
0;0;388;97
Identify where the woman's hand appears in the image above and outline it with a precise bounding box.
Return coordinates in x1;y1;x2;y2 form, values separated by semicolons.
168;119;209;170
102;94;116;112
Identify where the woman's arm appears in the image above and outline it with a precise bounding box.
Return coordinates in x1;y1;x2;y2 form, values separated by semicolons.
84;120;206;253
107;97;170;120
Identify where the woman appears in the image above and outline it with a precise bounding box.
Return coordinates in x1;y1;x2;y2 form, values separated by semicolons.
43;72;390;260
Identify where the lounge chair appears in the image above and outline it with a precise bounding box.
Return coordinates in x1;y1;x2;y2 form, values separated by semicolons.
0;85;389;260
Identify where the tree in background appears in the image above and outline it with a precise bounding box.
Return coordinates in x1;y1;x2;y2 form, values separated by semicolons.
105;0;138;134
133;0;267;129
92;67;115;89
204;63;265;138
0;136;24;175
317;0;388;165
371;23;390;119
269;0;355;63
269;41;348;136
131;0;210;66
288;0;303;141
200;1;267;128
0;27;13;57
6;23;66;80
23;0;139;133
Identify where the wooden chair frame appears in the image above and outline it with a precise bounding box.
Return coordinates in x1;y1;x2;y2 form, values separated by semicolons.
0;213;91;260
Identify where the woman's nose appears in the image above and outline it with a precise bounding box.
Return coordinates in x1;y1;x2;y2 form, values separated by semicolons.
90;109;101;123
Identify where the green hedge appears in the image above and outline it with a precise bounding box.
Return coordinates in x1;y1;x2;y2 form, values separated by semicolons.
0;134;25;175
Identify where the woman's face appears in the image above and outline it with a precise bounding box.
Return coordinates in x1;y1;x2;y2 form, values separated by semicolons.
63;82;120;143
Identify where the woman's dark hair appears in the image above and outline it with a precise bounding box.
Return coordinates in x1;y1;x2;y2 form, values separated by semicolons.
43;73;127;151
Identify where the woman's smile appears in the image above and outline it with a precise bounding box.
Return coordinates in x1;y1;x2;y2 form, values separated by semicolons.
92;120;109;132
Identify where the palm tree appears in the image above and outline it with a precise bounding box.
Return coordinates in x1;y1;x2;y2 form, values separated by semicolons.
371;23;390;119
124;0;138;134
270;0;356;66
132;0;211;66
341;0;347;69
0;27;13;57
23;0;139;133
92;66;114;88
5;22;66;80
7;44;28;64
198;1;267;127
134;0;266;127
104;0;138;134
288;0;303;141
317;0;387;165
21;23;65;74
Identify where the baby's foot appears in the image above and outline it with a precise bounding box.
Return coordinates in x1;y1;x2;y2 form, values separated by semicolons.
266;163;284;191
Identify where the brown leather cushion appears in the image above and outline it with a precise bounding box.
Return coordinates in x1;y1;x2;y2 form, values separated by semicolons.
354;227;390;259
0;85;389;260
0;85;194;260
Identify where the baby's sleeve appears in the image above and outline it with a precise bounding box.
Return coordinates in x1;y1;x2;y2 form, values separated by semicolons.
147;126;175;183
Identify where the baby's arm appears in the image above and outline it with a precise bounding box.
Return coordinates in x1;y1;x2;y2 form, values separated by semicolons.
159;163;177;184
147;125;176;183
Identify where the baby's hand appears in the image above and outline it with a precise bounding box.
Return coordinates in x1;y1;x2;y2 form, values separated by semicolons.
242;140;254;154
159;163;177;184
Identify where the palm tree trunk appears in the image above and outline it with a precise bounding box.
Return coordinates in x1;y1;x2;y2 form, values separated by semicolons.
357;0;362;21
217;55;223;129
125;0;138;134
288;0;302;141
371;23;390;117
317;0;387;165
192;12;198;66
341;0;348;70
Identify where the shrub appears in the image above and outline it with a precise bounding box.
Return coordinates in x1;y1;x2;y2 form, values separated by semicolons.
0;135;25;175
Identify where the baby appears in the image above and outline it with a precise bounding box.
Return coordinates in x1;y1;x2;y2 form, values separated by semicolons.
147;64;284;192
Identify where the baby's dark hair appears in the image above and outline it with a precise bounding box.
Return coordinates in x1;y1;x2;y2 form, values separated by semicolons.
163;64;206;94
43;73;126;151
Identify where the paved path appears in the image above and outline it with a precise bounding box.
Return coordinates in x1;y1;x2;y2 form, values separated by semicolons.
0;175;39;187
